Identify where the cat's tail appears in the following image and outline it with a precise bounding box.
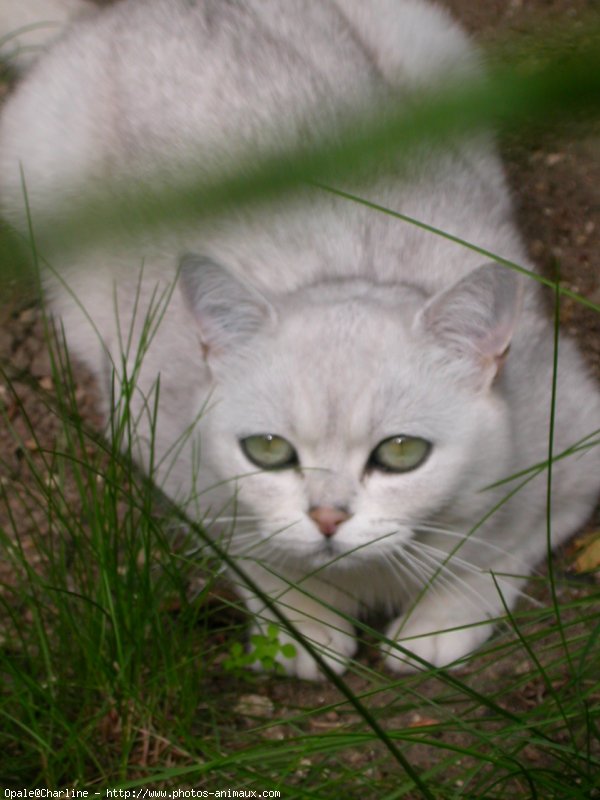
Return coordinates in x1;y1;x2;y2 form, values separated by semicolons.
0;0;95;71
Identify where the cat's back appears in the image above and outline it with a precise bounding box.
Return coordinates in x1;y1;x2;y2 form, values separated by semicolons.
0;0;521;299
1;0;476;169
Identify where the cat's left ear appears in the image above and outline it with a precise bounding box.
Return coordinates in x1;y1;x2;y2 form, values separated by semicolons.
178;253;276;362
415;263;524;390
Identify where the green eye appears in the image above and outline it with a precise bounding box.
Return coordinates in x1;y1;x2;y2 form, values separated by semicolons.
240;434;299;470
369;435;431;473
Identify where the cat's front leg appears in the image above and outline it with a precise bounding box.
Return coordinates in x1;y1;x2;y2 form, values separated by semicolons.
382;603;493;673
235;571;357;681
382;571;523;673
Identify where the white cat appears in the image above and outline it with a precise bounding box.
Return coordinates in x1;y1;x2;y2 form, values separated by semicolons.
1;0;598;680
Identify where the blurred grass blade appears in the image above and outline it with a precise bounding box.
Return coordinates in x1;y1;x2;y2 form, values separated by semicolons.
2;18;599;267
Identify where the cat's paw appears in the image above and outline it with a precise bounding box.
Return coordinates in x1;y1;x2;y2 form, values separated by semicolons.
382;611;491;674
249;619;356;681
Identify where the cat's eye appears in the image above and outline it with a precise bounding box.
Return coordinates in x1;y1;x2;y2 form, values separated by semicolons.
240;434;299;470
368;435;431;473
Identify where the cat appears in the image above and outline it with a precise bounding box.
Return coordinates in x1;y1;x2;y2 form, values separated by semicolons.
0;0;599;680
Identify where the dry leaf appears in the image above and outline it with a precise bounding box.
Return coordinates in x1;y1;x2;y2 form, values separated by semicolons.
571;530;600;574
408;714;440;728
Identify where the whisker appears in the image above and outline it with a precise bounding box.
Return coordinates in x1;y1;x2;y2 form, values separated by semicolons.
413;540;540;607
387;550;453;610
405;541;540;615
380;518;535;577
234;520;302;559
404;543;499;616
379;517;525;565
415;525;532;567
389;549;433;590
403;546;482;602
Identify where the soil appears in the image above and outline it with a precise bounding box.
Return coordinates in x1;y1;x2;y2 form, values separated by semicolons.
0;0;599;791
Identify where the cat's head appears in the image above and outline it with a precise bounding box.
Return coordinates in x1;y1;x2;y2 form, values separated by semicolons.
179;255;523;571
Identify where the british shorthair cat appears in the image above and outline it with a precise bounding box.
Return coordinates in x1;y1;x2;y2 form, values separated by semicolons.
0;0;598;679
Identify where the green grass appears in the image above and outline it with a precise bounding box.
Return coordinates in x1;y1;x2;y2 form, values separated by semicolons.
1;9;600;799
1;230;599;799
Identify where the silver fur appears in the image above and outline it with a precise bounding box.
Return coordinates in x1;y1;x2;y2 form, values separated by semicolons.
1;0;598;679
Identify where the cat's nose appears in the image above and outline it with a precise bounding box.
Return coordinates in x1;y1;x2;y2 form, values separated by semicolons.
309;506;351;537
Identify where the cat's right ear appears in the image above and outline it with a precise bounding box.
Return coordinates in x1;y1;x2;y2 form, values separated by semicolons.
178;254;276;361
414;263;524;390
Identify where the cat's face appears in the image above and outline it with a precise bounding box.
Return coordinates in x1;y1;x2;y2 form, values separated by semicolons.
189;274;517;572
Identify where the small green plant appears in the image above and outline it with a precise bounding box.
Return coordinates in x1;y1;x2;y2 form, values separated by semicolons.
1;9;600;797
223;624;297;677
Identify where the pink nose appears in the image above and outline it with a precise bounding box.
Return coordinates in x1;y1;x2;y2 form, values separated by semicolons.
309;506;351;537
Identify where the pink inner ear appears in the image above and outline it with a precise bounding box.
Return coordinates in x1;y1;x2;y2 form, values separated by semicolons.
178;254;276;360
493;343;511;376
476;306;518;362
418;264;524;387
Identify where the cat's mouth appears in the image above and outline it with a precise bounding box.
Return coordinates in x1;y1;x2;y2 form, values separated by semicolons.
310;536;368;570
321;539;337;558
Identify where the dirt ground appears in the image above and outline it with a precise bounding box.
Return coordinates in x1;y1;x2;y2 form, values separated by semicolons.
0;0;599;788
